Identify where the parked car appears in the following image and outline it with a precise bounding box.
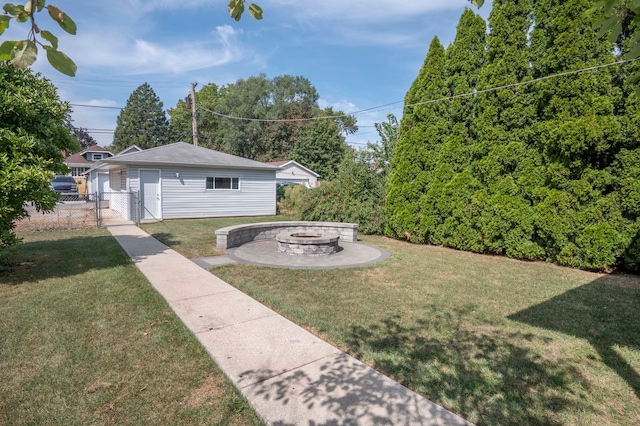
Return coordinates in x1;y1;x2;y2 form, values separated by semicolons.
50;175;79;199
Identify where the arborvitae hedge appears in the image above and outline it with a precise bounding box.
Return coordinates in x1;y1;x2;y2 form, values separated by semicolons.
385;1;640;272
385;36;448;242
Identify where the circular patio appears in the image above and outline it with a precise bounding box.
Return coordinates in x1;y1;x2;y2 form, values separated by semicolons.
226;239;390;269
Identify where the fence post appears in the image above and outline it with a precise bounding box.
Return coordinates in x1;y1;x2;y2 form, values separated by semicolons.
94;192;99;227
135;191;141;225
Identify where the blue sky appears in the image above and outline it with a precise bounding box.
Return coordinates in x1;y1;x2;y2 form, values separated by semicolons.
7;0;492;148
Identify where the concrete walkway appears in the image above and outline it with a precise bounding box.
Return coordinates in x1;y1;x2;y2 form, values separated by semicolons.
107;223;471;426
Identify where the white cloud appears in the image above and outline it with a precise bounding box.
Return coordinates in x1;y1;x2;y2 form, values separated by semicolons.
124;0;213;13
69;25;243;75
269;0;468;22
319;98;356;113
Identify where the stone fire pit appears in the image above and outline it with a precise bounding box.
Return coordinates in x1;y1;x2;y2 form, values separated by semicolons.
276;231;340;256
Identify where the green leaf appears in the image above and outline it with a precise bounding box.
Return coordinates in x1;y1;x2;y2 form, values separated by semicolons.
470;0;484;7
46;5;77;35
3;3;21;15
0;40;17;60
15;10;28;22
44;46;77;76
627;41;640;59
628;71;640;85
607;22;623;43
40;30;58;49
0;15;9;35
248;3;263;20
35;0;45;12
228;0;244;21
595;16;619;38
11;39;37;68
603;0;618;15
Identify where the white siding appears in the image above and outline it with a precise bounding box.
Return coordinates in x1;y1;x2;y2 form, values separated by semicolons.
108;168;134;220
127;167;139;193
276;163;318;188
144;167;276;219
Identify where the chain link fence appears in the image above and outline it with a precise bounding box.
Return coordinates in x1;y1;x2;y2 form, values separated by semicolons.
15;191;140;232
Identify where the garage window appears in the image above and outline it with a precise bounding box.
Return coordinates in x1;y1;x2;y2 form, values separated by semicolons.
206;177;239;190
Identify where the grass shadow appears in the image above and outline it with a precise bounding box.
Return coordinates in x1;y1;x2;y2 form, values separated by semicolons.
142;232;181;248
0;235;131;285
343;307;591;425
237;352;468;426
509;273;640;400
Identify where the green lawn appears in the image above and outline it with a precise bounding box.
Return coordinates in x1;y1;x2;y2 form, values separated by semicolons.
142;218;640;425
140;215;294;259
0;228;263;426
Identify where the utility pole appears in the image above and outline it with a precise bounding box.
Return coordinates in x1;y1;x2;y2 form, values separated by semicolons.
189;82;198;146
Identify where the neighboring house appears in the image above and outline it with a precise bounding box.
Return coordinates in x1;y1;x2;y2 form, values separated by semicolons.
93;142;278;221
114;144;143;156
64;145;114;176
64;145;114;197
85;145;143;200
266;160;320;188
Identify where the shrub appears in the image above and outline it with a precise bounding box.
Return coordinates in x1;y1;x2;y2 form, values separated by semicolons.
279;151;387;234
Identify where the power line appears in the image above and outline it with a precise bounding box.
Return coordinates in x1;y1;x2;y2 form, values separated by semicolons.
70;57;640;123
404;57;640;110
197;105;352;123
71;103;121;110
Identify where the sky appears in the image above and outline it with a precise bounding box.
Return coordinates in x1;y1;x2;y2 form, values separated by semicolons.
5;0;492;149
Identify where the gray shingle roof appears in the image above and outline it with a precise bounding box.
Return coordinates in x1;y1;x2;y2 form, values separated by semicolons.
101;142;278;170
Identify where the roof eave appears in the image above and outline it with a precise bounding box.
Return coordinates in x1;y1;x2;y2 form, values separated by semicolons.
101;159;278;171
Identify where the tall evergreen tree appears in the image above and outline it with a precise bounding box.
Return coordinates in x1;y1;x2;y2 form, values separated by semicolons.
473;0;534;166
461;0;542;258
112;83;172;152
385;36;449;242
530;0;624;269
444;7;486;174
413;10;488;251
614;41;640;270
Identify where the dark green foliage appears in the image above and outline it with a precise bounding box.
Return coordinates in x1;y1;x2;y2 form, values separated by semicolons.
168;75;357;172
385;1;640;271
167;83;222;144
283;150;387;235
112;83;172;152
385;36;449;240
213;74;319;161
0;62;77;249
368;113;399;172
70;127;97;150
281;114;390;235
446;8;486;144
291;108;353;180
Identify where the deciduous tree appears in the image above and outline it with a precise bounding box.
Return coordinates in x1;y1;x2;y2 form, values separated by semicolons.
71;127;96;150
291;108;353;179
0;61;77;249
168;83;222;147
214;74;320;161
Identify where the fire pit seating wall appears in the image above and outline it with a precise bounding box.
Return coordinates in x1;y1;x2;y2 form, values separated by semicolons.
216;221;358;250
